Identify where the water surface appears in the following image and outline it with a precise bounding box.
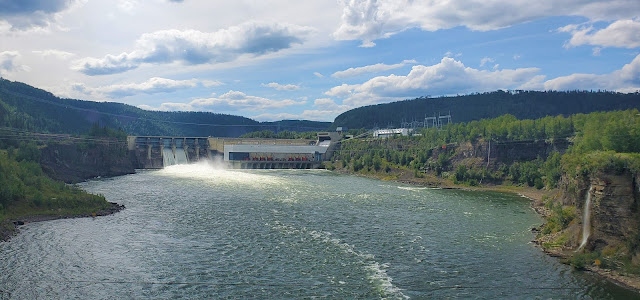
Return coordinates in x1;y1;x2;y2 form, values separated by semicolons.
1;163;637;299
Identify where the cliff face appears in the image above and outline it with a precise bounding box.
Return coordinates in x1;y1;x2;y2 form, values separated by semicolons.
587;172;639;251
40;141;136;183
429;138;570;173
560;170;640;253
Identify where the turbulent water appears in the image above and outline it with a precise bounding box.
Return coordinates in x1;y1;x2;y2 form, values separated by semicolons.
1;163;638;299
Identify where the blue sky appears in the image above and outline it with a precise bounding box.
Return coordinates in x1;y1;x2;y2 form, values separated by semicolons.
0;0;639;122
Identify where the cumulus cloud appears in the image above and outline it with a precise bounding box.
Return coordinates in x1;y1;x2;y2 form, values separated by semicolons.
72;21;315;75
252;97;354;121
325;57;542;107
560;19;640;49
325;83;359;98
143;90;307;112
313;72;324;78
0;51;30;74
321;54;640;109
544;53;640;92
261;82;300;91
74;77;222;98
331;59;416;78
333;0;640;46
0;0;80;32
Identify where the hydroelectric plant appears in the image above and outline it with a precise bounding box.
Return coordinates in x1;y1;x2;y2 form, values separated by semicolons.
128;132;340;169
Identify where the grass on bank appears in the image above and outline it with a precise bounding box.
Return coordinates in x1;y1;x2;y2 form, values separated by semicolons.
0;148;110;224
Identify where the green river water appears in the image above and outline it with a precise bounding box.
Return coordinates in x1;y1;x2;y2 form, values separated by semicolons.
1;162;638;299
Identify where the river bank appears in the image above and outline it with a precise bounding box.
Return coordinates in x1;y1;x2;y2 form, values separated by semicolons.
330;165;640;293
0;202;125;242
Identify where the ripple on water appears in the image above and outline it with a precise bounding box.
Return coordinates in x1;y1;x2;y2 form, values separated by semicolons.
2;169;640;299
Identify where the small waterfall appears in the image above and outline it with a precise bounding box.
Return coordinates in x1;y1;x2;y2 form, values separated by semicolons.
577;185;593;251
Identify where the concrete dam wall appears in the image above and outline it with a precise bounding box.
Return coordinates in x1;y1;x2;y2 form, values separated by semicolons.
128;133;340;169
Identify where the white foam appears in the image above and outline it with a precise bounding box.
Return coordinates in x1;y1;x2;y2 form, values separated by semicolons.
398;186;439;192
270;221;408;299
157;160;285;187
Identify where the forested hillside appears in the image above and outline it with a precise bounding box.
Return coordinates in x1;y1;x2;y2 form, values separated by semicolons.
331;109;640;276
334;109;639;188
0;79;328;137
333;90;640;129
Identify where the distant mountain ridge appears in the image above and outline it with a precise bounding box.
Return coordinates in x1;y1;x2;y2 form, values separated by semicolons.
0;79;329;137
332;90;640;129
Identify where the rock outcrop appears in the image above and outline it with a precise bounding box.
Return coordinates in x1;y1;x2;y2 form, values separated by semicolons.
587;172;639;251
40;141;136;183
560;170;640;252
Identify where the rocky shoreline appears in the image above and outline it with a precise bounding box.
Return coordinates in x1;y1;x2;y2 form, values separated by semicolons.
0;202;124;242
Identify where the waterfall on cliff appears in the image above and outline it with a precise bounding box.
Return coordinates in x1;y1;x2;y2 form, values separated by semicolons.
578;185;593;251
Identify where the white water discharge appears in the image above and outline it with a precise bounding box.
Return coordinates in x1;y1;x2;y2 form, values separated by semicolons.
174;148;188;165
162;148;176;167
162;147;189;167
578;185;593;251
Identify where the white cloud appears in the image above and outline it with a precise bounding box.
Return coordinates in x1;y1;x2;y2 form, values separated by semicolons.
315;97;352;112
480;57;495;67
98;77;200;97
333;0;640;46
32;49;75;59
325;83;359;98
72;21;315;75
543;53;640;92
251;97;354;121
144;90;307;112
560;19;640;49
201;80;224;87
137;104;160;111
117;0;139;14
261;82;300;91
251;110;335;122
74;77;221;98
313;72;324;78
326;57;542;107
0;51;30;75
331;59;416;78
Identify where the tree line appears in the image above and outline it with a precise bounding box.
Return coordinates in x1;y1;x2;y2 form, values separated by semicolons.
333;90;640;130
334;109;640;189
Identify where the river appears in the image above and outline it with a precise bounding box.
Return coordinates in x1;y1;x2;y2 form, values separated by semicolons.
1;163;638;299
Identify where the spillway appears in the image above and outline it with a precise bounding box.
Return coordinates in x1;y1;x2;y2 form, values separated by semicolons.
162;147;188;167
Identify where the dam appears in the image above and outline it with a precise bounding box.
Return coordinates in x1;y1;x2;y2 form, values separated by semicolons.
127;132;340;169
